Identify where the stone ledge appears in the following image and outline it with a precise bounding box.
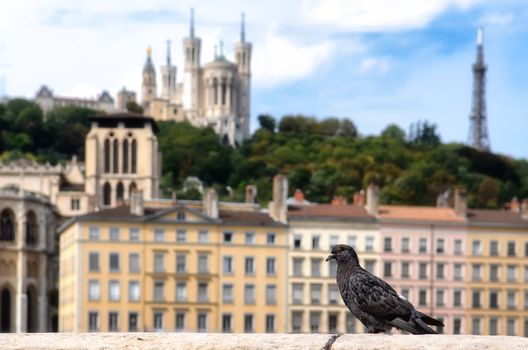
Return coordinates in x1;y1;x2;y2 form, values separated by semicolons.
0;333;527;350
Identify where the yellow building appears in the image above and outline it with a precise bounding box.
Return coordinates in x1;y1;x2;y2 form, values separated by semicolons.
58;190;288;333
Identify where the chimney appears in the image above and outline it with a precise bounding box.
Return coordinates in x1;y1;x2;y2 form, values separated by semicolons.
294;189;304;204
521;199;528;220
365;184;379;215
203;188;219;219
454;187;467;217
331;195;347;206
269;174;288;224
510;197;520;213
130;190;144;216
353;190;365;206
436;189;450;208
245;185;257;204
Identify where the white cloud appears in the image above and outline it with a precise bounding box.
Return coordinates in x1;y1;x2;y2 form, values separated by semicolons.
478;12;514;26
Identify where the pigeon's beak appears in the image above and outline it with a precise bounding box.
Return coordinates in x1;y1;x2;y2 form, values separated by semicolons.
325;254;336;262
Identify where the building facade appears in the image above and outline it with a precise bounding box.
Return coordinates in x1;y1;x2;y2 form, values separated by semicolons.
34;85;115;116
141;10;251;146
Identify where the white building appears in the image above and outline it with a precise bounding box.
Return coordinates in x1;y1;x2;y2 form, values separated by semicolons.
34;85;115;116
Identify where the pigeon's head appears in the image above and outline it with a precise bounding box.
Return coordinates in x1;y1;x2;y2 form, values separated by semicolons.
326;244;359;264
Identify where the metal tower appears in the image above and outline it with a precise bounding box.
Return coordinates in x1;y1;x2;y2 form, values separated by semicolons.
468;28;490;151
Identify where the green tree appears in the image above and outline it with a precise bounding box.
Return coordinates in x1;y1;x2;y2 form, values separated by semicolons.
257;114;276;132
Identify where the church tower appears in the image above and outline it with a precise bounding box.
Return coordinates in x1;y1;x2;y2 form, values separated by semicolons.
141;47;157;105
468;28;490;151
160;40;177;102
234;13;252;141
182;8;202;122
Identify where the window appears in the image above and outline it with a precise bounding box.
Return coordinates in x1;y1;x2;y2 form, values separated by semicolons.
244;314;254;333
365;236;374;252
328;260;337;277
109;281;120;301
89;227;100;240
175;312;185;331
401;262;410;278
176;254;186;273
489;290;498;308
419;289;427;306
154;281;164;301
384;237;392;252
454;263;463;280
293;258;303;276
293;235;302;249
198;254;208;273
453;318;461;335
89;252;100;272
109;312;119;331
129;281;140;302
472;240;482;255
508;241;516;256
128;312;138;332
328;314;338;333
198;230;208;243
329;284;339;304
266;314;275;333
489;264;499;281
245;232;255;244
329;235;338;249
419;238;427;253
454;239;462;255
266;284;276;305
507;265;517;281
129;228;140;241
153;311;164;331
419;262;428;279
88;312;98;331
490;240;499;256
489;318;498;336
454;289;462;307
222;284;234;304
310;312;321;332
109;253;119;272
245;257;255;275
310;258;321;277
436;238;444;253
154;229;165;242
154;252;165;272
292;283;304;304
525;318;528;337
524;266;528;282
176;230;186;243
525;242;528;257
348;235;357;248
267;232;275;245
436;263;445;279
436;289;445;307
507;290;516;309
346;314;356;333
364;260;375;274
222;256;233;274
266;257;276;275
128;253;140;273
197;313;207;332
312;235;320;249
198;282;208;302
102;182;111;206
244;284;255;304
525;291;528;309
400;288;410;300
310;284;322;304
109;227;120;241
472;264;482;281
88;280;100;301
472;290;481;308
383;262;392;277
401;237;410;252
472;317;481;335
292;312;302;333
223;231;233;243
507;318;516;336
176;281;187;302
71;198;80;211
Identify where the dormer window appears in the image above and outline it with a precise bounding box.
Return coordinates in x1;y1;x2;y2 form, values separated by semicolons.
177;211;186;221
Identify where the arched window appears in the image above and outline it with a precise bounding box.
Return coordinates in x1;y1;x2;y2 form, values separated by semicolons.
0;209;15;241
25;211;38;246
129;182;137;198
26;285;38;332
131;140;137;174
1;288;12;332
104;139;110;173
213;78;218;105
113;139;119;174
122;139;129;174
221;80;227;106
103;183;111;206
116;182;124;203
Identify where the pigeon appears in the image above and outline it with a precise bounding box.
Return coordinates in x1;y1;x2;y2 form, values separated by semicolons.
326;244;444;334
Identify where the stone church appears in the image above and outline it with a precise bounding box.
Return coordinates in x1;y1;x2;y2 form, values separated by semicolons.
141;10;252;146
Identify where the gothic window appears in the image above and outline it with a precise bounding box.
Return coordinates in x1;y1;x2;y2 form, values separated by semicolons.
131;139;137;173
103;183;111;206
122;139;129;174
192;48;195;62
242;52;246;67
221;80;227;106
104;139;111;173
0;209;15;241
213;78;218;105
25;210;38;246
1;288;12;332
113;139;119;174
116;182;124;203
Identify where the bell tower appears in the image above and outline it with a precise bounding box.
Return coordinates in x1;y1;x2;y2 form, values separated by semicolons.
141;47;157;105
160;40;177;101
182;8;201;122
234;13;252;141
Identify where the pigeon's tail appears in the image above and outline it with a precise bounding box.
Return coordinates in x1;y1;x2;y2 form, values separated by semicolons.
389;310;444;335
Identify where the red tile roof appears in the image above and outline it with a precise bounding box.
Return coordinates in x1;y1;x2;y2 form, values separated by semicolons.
467;209;528;225
288;204;374;220
378;205;465;222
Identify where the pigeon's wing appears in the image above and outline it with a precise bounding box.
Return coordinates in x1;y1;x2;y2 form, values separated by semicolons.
347;269;412;321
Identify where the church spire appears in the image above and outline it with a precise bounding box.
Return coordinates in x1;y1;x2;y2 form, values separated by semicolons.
166;39;171;65
190;8;195;38
240;12;246;43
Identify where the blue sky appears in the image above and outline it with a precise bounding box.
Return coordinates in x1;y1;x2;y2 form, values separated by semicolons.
0;0;527;159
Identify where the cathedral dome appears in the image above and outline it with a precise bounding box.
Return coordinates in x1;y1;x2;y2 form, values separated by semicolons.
203;55;237;71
